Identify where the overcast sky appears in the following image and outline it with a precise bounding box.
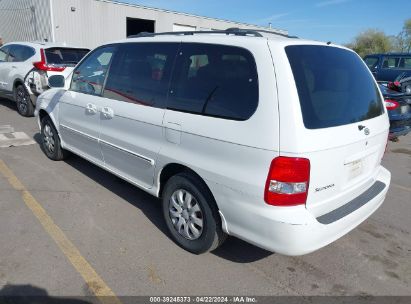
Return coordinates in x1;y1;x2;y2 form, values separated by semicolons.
124;0;410;44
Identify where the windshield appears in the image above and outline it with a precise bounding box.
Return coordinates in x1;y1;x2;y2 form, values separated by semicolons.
45;48;90;66
286;45;384;129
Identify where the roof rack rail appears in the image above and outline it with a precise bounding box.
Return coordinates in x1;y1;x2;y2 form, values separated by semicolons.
127;28;295;39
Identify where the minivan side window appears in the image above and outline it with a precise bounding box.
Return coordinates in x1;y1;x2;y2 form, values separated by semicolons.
399;57;411;69
103;43;179;108
364;56;379;69
168;43;259;120
382;56;400;69
71;46;115;96
8;45;35;62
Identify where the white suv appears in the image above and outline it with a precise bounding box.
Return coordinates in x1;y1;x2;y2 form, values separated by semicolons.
0;42;89;116
35;29;391;255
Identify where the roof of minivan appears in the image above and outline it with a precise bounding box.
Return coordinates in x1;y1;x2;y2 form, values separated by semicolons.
107;32;345;52
365;53;411;56
110;32;309;44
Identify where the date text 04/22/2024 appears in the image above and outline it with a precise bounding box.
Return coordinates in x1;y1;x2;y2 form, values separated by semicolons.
149;296;257;303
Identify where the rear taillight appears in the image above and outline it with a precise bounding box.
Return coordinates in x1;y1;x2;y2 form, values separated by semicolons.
264;157;310;207
33;49;65;72
385;99;399;110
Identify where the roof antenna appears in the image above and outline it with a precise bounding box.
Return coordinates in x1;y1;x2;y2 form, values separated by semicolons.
327;41;332;45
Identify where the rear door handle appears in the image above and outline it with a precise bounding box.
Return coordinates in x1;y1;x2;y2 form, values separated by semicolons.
101;106;114;119
11;66;17;69
86;103;97;114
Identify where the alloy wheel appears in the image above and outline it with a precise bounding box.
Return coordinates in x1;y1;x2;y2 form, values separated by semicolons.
16;87;29;114
169;189;204;240
43;124;55;154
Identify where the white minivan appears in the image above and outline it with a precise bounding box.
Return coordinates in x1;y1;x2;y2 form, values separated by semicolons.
35;29;391;255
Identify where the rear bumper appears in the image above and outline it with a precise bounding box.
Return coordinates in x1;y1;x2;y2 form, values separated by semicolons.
223;166;391;256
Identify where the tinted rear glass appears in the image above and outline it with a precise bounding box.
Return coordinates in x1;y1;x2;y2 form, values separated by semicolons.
286;45;384;129
45;48;89;65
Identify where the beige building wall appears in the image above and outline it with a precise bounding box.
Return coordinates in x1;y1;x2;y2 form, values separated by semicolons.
0;0;52;43
51;0;287;49
1;0;287;49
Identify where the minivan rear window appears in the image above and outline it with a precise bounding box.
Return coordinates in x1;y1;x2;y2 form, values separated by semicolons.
286;45;384;129
45;48;90;66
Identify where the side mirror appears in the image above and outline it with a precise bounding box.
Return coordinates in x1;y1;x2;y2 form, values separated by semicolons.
48;75;65;88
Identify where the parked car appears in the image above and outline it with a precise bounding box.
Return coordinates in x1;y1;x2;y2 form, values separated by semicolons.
0;42;89;116
379;84;411;139
35;29;391;255
363;53;411;82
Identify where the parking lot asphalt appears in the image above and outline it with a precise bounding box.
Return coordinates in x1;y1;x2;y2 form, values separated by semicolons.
0;97;410;298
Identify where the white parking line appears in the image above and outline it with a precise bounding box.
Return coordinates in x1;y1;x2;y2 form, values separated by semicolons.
0;132;36;148
0;124;14;134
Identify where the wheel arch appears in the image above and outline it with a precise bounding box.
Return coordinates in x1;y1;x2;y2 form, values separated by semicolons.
12;78;25;99
158;162;229;246
13;78;25;88
38;109;62;144
38;109;49;123
157;163;217;206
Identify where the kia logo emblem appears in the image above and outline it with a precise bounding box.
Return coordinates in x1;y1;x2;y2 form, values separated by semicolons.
364;128;370;136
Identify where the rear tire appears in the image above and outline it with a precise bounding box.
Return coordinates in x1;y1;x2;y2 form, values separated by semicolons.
162;172;227;254
40;116;69;161
15;84;34;117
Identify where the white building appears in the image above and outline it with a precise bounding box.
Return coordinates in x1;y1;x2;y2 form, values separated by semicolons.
0;0;287;49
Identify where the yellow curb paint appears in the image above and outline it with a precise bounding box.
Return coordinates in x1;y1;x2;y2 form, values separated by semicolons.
0;160;122;304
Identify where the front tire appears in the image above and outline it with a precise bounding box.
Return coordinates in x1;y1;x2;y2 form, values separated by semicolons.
40;116;69;161
162;172;227;254
15;85;34;117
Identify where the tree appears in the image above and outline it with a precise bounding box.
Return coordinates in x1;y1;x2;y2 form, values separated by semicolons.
346;29;393;57
395;18;411;52
346;19;411;56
